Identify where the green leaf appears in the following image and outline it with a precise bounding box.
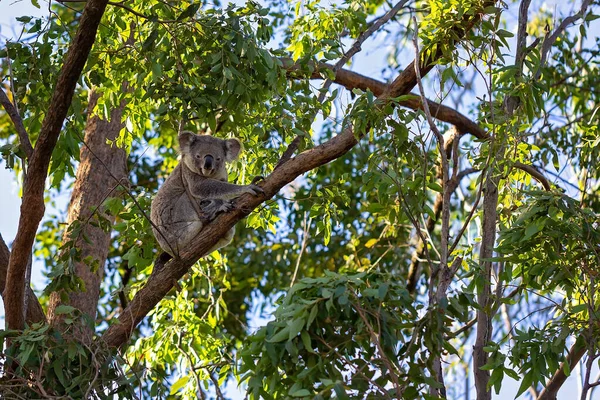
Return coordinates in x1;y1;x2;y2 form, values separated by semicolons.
177;3;200;21
300;331;314;353
288;318;304;340
515;373;533;397
290;389;311;397
267;326;290;343
55;305;76;315
170;376;190;395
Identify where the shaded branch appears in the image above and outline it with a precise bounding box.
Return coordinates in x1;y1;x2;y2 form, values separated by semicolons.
0;88;33;159
3;0;110;331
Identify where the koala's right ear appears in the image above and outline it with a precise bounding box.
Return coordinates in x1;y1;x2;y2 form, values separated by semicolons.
178;131;197;151
225;138;242;161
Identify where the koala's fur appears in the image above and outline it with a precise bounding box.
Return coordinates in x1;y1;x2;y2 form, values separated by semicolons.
150;131;263;256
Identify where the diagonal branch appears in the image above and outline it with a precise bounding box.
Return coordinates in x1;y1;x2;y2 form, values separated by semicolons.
536;0;593;79
3;0;110;331
0;87;33;160
537;341;586;400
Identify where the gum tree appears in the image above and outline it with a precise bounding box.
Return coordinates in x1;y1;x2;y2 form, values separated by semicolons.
0;0;599;398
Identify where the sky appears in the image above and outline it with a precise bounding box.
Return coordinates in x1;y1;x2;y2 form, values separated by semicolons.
0;0;595;398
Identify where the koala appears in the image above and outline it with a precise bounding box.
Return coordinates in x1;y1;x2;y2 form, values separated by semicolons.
150;131;263;257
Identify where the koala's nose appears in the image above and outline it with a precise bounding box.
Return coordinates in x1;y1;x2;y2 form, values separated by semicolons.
204;155;214;169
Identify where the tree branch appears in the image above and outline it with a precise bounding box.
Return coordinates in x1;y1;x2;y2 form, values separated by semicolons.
0;87;33;160
536;0;593;79
282;59;487;139
0;233;46;324
514;162;551;191
537;341;586;400
317;0;411;102
3;0;110;331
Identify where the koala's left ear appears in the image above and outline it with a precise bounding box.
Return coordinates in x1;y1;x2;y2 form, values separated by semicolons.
178;131;197;152
224;138;242;161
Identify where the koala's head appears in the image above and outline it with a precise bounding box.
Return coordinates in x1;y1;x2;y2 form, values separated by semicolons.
179;131;242;180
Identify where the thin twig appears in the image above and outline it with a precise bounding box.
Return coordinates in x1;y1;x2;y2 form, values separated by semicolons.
0;88;33;160
290;212;311;287
536;0;593;79
317;0;411;103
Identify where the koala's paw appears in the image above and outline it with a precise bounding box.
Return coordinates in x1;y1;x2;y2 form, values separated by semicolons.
200;199;234;221
246;184;265;196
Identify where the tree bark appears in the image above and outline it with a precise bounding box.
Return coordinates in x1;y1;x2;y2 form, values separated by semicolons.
0;234;45;324
3;0;109;331
473;173;499;400
47;90;128;343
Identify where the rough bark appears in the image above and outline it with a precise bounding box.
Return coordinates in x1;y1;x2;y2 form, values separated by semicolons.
0;233;45;324
473;173;499;400
3;0;110;331
47;91;128;342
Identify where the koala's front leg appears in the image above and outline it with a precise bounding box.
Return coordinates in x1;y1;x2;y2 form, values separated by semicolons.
200;198;235;221
192;179;264;201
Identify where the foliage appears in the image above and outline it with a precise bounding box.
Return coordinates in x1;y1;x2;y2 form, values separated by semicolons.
0;0;599;398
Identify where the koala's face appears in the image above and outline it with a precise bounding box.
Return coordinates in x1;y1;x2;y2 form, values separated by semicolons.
179;131;242;180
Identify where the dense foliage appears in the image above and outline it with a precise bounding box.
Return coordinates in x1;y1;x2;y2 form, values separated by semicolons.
0;0;599;398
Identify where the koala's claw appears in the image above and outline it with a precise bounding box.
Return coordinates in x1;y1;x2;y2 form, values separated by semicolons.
247;184;265;196
200;199;234;221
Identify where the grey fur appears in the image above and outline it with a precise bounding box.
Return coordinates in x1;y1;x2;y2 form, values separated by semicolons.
150;131;263;256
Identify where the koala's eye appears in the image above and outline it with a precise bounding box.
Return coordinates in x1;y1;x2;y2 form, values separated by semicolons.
216;157;222;161
195;154;201;159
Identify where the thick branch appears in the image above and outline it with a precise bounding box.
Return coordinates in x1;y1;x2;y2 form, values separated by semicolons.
538;341;586;400
0;88;33;160
0;233;46;324
282;59;487;139
47;89;129;343
3;0;109;331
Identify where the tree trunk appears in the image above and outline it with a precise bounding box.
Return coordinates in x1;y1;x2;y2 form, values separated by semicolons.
47;90;128;343
0;233;45;324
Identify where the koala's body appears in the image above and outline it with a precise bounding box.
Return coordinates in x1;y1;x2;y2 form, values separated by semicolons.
150;131;263;257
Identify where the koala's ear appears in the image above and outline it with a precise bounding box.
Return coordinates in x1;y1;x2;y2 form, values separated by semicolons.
224;138;242;161
178;131;196;151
